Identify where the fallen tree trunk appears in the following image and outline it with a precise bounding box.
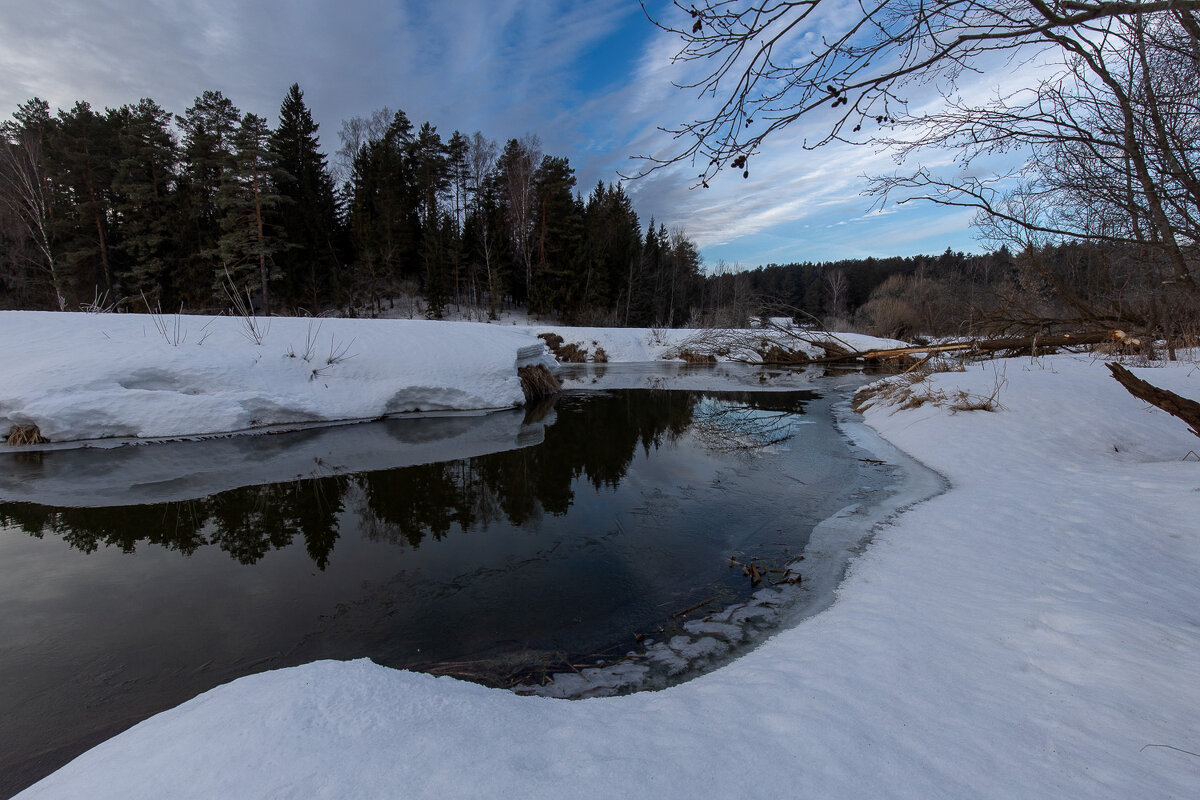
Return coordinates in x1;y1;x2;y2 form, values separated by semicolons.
807;330;1118;363
1106;363;1200;439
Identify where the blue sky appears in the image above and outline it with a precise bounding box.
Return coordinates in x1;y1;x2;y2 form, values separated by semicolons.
0;0;986;270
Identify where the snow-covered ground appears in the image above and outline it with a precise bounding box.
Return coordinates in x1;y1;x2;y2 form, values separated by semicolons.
14;343;1200;799
0;311;552;445
0;311;901;447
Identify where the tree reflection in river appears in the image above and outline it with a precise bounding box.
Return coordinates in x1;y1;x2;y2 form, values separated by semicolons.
0;390;812;567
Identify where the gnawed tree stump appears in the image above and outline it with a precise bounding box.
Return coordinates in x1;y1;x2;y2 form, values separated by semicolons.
1106;363;1200;439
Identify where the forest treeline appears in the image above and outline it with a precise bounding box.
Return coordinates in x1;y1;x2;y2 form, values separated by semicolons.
0;84;704;325
702;239;1184;341
2;84;1176;338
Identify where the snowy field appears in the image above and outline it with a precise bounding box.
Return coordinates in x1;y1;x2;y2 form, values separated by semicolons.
7;313;1200;798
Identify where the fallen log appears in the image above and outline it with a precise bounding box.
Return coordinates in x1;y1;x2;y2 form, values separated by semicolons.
1106;363;1200;439
812;330;1118;363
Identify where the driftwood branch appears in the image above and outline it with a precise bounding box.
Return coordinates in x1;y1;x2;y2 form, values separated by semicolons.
1107;363;1200;439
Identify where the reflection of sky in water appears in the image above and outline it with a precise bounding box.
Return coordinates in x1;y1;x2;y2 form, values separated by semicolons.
0;388;867;797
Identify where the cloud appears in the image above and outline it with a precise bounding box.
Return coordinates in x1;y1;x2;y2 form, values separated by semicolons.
0;0;994;268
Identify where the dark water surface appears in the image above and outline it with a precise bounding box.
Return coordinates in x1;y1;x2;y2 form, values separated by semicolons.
0;386;869;797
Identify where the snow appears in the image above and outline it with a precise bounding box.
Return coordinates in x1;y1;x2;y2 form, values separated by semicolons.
0;311;898;448
0;311;551;445
9;315;1200;799
521;324;906;363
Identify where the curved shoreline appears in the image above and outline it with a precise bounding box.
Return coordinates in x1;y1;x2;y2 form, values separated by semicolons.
514;383;947;697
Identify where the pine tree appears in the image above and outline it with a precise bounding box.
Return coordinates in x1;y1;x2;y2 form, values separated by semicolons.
177;90;240;307
213;113;281;311
110;98;179;301
48;101;120;298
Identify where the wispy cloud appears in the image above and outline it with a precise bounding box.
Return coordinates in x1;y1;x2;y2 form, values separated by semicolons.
0;0;989;267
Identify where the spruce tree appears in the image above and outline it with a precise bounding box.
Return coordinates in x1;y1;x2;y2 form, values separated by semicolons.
269;83;338;311
409;122;449;315
531;155;583;318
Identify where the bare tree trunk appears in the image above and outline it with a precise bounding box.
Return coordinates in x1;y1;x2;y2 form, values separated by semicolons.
0;134;65;309
1107;362;1200;438
252;155;270;314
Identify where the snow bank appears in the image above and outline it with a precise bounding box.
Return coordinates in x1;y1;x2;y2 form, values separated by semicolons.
523;324;906;363
1;311;904;448
19;354;1200;799
0;312;550;445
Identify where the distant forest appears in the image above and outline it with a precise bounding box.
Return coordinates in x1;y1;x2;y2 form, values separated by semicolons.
1;84;1136;337
0;84;703;326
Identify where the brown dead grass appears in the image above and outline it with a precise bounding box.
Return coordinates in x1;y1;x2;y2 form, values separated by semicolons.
677;349;717;364
518;364;562;403
538;332;590;363
852;359;1003;415
556;343;588;363
7;424;49;446
537;332;564;351
758;345;808;365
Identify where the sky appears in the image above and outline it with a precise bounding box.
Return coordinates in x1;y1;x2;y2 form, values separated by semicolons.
0;0;988;271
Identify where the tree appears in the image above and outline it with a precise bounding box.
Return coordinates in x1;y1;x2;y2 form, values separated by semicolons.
530;154;583;316
49;101;119;296
344;109;420;313
111;98;180;301
409;122;450;315
214;112;281;311
446;130;470;306
645;1;1200;331
269;84;339;311
176;90;241;307
0;99;65;309
464;131;502;318
496;135;542;305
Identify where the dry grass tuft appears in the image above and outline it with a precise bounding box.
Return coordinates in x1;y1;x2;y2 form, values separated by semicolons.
519;364;562;403
538;332;588;363
592;346;608;363
759;344;808;364
7;424;49;446
537;332;564;351
852;359;1003;415
557;343;588;363
677;349;717;363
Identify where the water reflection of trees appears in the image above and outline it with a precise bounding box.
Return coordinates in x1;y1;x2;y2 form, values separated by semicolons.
0;390;811;568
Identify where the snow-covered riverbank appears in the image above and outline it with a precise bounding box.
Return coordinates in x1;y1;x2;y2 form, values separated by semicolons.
1;311;900;447
14;340;1200;798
